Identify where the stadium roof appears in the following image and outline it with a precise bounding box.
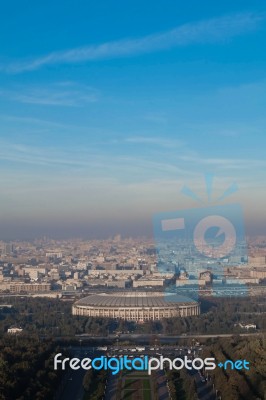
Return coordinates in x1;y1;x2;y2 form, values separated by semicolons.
75;291;197;308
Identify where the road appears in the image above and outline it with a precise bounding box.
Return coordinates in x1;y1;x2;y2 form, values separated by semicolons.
59;368;85;400
189;369;215;400
104;371;118;400
57;347;90;400
74;331;263;343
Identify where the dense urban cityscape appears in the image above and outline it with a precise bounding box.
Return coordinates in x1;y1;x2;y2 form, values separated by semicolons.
0;236;266;299
0;236;265;399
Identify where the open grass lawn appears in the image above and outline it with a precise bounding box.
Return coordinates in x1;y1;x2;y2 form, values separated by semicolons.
123;388;143;400
122;376;153;400
142;379;151;390
143;391;152;400
124;378;139;388
122;389;135;400
122;371;148;377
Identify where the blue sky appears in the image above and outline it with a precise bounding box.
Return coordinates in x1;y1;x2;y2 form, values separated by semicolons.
0;1;266;238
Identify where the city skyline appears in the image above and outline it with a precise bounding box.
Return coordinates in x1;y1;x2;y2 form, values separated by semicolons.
1;1;266;239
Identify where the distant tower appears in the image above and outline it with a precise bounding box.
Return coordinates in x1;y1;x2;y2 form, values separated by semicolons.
114;234;121;242
3;243;14;256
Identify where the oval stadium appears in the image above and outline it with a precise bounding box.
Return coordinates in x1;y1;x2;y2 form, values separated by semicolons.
72;291;200;321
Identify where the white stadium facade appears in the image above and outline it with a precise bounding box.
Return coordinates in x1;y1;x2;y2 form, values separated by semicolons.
72;291;200;322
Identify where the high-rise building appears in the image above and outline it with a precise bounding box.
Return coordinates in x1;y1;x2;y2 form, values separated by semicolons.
3;243;14;256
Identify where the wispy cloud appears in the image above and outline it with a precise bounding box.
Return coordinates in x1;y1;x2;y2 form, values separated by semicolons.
0;81;99;106
1;13;263;73
1;137;265;181
178;154;266;171
125;136;185;148
0;139;179;172
0;141;85;168
0;114;71;128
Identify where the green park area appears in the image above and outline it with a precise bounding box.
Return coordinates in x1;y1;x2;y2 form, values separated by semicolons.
122;372;153;400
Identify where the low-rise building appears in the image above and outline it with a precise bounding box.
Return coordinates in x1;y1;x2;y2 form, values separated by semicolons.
7;327;23;334
133;278;164;287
